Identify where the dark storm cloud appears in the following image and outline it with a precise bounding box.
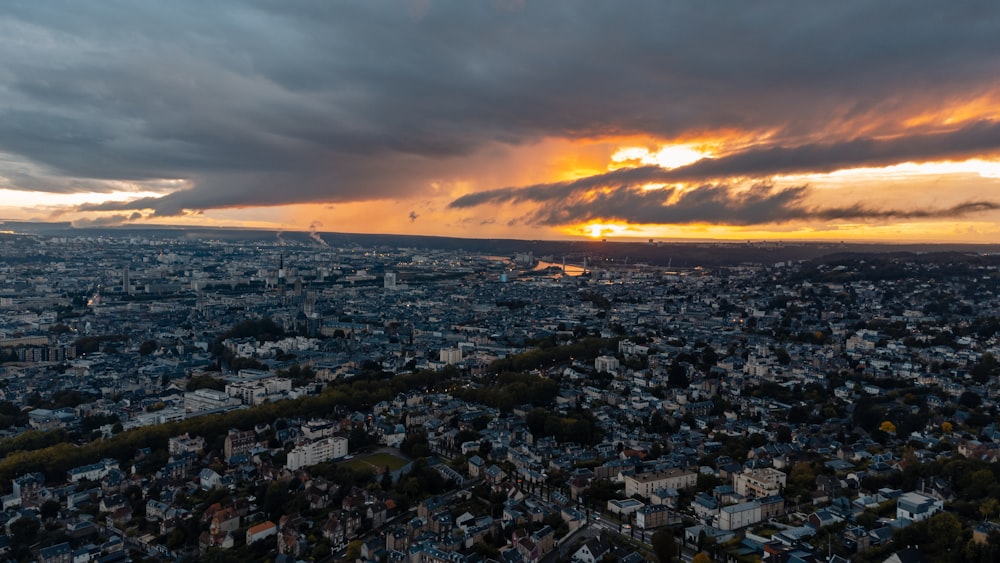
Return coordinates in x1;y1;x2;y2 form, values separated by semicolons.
456;181;1000;226
2;1;1000;214
661;120;1000;181
451;119;1000;212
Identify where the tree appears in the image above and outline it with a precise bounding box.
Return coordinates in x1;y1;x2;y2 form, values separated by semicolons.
40;499;60;519
139;340;157;356
774;348;791;365
692;553;711;563
980;498;999;522
9;517;39;557
959;391;983;409
926;512;963;553
345;540;362;561
649;442;663;459
668;363;689;388
349;425;376;451
942;421;953;433
879;420;896;434
186;374;226;391
776;425;793;443
970;352;999;384
651;528;675;562
310;540;331;561
788;461;817;496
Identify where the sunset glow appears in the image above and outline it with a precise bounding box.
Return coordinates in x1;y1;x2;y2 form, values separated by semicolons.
610;144;711;170
1;2;1000;243
581;223;628;238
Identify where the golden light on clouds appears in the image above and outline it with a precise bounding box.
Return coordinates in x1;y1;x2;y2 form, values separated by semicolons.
610;144;711;170
0;188;165;209
580;223;628;238
901;93;1000;129
776;158;1000;185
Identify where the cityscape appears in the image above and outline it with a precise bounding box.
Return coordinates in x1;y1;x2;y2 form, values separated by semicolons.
4;2;1000;563
0;227;999;562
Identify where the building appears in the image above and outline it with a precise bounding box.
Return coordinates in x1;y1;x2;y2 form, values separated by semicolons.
302;419;339;440
28;408;77;430
440;347;462;365
226;377;293;406
224;429;256;460
718;500;762;531
67;459;119;484
286;436;349;471
758;495;786;520
624;468;697;499
38;542;71;563
184;388;241;413
384;272;397;290
636;504;682;529
733;468;787;499
595;355;620;373
573;536;611;563
168;433;206;456
246;521;277;545
896;491;943;523
607;498;645;516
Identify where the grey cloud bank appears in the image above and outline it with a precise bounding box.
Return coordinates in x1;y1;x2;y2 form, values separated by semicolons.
1;1;999;221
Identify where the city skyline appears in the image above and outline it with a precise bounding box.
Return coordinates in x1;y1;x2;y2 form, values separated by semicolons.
3;2;1000;242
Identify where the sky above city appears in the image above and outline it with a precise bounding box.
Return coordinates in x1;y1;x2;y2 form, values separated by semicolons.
3;1;1000;242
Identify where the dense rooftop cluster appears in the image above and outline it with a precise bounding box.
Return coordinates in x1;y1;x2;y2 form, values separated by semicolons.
1;231;1000;562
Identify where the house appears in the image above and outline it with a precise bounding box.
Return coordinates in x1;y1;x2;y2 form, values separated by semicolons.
199;468;224;490
246;521;277;545
205;504;241;535
38;541;72;563
806;508;842;529
895;491;943;523
573;535;611;563
882;547;926;563
484;464;507;484
322;512;347;547
842;525;870;553
869;526;894;547
468;455;485;477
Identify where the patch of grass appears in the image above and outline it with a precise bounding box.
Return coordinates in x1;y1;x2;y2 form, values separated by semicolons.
753;526;779;538
341;452;409;472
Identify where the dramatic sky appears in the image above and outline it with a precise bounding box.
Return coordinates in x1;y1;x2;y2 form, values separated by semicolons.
4;1;1000;242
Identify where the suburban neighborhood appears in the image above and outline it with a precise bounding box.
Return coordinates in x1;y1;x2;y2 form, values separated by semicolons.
1;228;999;562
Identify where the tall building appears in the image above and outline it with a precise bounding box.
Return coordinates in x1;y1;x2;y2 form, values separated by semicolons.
384;272;397;290
285;436;349;471
624;468;697;499
440;347;462;365
733;468;786;499
224;429;257;460
122;266;130;294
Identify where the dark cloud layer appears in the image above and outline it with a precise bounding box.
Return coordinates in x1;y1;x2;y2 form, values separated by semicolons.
663;120;1000;182
2;1;1000;218
450;119;1000;225
454;181;1000;227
